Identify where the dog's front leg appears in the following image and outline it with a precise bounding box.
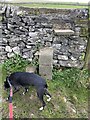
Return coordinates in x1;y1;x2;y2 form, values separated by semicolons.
6;87;19;101
13;86;19;94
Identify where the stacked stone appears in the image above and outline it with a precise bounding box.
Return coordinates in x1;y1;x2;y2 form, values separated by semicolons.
1;5;88;68
53;36;87;68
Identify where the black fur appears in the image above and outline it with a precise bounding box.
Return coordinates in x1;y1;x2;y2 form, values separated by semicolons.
4;72;51;109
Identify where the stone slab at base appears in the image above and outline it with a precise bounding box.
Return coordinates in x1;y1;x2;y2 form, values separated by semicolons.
26;66;36;73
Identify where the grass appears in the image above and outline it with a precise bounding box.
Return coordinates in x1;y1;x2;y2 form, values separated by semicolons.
13;3;88;9
1;63;89;118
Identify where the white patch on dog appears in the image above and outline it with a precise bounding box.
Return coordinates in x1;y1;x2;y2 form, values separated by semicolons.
46;95;51;102
46;95;50;98
39;107;44;111
23;92;25;95
47;97;51;102
26;89;28;92
6;97;9;101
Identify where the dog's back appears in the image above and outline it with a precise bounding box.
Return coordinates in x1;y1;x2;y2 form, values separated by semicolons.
9;72;47;88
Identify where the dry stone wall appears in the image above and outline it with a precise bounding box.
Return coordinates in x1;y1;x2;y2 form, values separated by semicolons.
0;5;89;68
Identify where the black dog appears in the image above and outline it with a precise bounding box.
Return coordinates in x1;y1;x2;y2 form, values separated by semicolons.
4;72;51;110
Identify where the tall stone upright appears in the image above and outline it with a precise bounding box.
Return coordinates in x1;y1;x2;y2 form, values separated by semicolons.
39;47;53;80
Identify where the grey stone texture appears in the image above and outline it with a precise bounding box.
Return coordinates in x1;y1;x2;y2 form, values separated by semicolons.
39;47;53;79
0;5;89;69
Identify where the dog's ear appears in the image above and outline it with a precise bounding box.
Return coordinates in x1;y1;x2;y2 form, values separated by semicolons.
4;79;10;89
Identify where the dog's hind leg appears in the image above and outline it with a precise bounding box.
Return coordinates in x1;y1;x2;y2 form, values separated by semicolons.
44;88;51;102
23;87;29;95
37;88;46;111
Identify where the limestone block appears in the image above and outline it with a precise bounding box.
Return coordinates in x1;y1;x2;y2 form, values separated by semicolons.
39;47;53;80
17;11;23;15
39;65;53;80
7;53;14;58
54;29;74;35
39;47;53;66
70;56;77;61
5;46;12;53
26;66;36;73
58;55;68;60
12;46;20;54
29;32;38;38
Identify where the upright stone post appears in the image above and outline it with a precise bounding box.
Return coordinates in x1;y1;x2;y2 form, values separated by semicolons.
39;47;53;80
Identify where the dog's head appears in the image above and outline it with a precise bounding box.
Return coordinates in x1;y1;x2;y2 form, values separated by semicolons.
4;77;10;90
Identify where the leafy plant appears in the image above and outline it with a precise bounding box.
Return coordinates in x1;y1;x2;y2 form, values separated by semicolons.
2;54;30;75
31;58;39;67
52;68;88;90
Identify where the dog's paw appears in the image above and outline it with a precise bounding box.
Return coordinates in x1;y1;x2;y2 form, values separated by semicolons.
6;97;9;101
47;97;51;102
22;92;25;95
39;107;44;111
46;95;51;102
26;89;28;92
